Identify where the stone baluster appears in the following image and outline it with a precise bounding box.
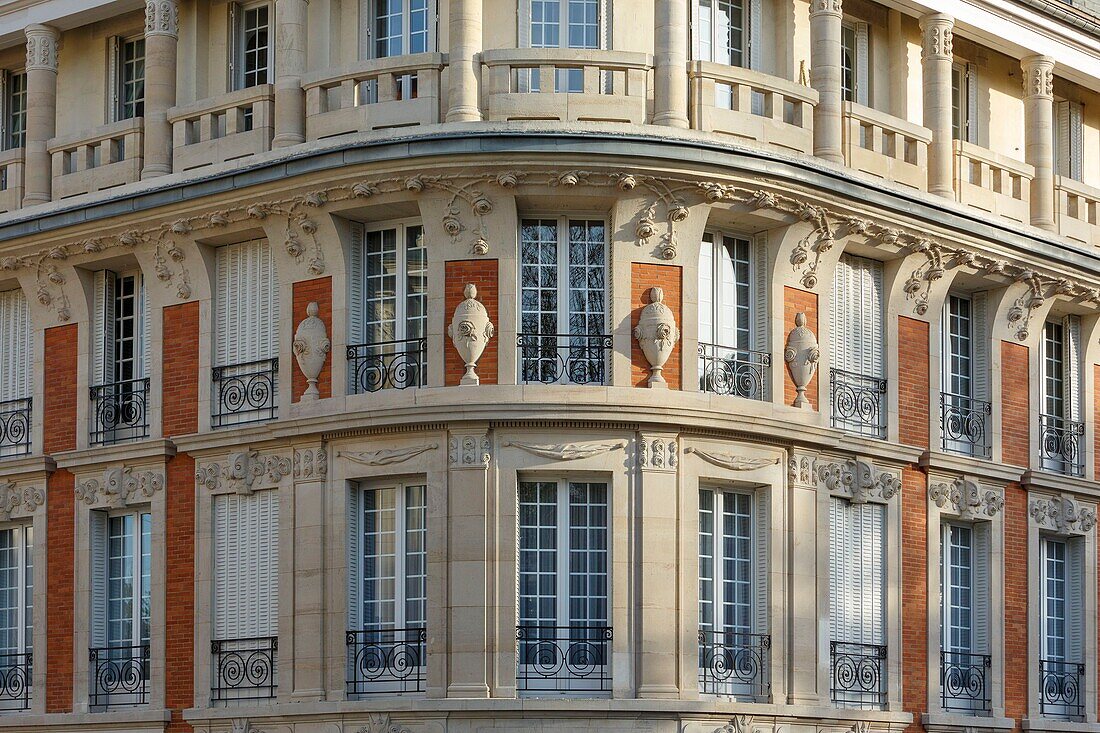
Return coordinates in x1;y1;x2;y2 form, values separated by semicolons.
273;0;308;147
446;0;482;121
23;24;59;206
810;0;843;164
142;0;179;178
920;13;955;198
653;0;689;128
1021;54;1056;231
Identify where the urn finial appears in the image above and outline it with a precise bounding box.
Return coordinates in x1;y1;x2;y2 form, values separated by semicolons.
633;286;679;388
448;283;495;385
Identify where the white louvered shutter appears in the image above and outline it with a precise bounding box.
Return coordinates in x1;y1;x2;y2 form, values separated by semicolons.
0;289;30;402
752;235;769;353
1069;103;1083;181
0;73;8;147
347;484;361;631
972;522;991;655
832;256;853;374
107;36;120;123
1063;315;1081;422
138;276;150;379
748;0;763;71
971;292;990;403
349;223;365;347
215;240;280;367
855;22;870;107
213;490;280;639
89;510;108;647
753;489;768;636
1067;538;1084;662
228;3;242;91
965;64;978;144
863;503;886;646
92;271;117;386
1055;102;1084;181
833;255;884;378
829;497;850;642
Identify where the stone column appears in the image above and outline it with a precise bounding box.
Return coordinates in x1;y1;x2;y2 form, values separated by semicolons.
273;0;308;147
1021;55;1056;231
810;0;843;164
22;25;59;206
445;0;482;122
653;0;689;128
920;13;954;198
141;0;179;178
445;428;492;697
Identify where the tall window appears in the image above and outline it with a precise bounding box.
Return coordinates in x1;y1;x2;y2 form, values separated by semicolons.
0;525;32;711
370;0;431;57
940;522;991;713
831;254;885;437
518;219;608;385
1040;318;1082;475
213;239;280;426
1055;100;1084;182
942;294;990;457
1040;536;1084;719
91;271;149;444
0;288;31;458
89;510;150;708
348;223;427;393
517;480;610;695
698;489;767;698
233;3;273;90
840;22;868;105
113;37;145;121
346;483;426;695
3;71;26;151
526;0;602;92
698;233;767;399
951;63;974;143
829;497;886;709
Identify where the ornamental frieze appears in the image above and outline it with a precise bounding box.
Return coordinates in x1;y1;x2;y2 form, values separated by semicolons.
196;450;292;495
815;456;900;504
1029;494;1097;535
448;433;492;468
928;476;1004;520
505;440;626;461
0;481;45;520
337;444;438;467
76;466;164;508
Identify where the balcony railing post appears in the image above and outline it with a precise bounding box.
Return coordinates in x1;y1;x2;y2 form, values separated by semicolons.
211;636;278;703
516;625;612;695
697;630;770;699
516;333;613;386
346;627;426;697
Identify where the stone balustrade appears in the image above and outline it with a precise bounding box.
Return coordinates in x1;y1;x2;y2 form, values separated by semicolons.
480;48;651;124
47;118;143;200
1055;175;1100;246
689;61;818;154
952;140;1034;224
0;148;25;214
843;102;932;191
167;85;275;172
302;53;447;140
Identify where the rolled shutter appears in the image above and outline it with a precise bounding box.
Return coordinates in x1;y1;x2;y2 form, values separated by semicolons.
1063;315;1081;422
0;289;30;402
855;22;870;107
965;64;978;144
1067;538;1084;662
347;484;361;631
753;489;768;636
214;490;280;639
973;522;991;655
92;271;117;386
89;510;108;647
349;223;365;347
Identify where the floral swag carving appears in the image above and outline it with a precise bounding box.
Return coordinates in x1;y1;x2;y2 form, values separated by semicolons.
1030;494;1097;535
76;467;165;508
505;440;626;461
928;476;1004;520
338;444;439;466
815;457;901;504
685;447;779;471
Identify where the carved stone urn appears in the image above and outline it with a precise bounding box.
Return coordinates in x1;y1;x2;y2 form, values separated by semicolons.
292;301;331;400
633;286;679;388
447;284;495;385
784;312;820;408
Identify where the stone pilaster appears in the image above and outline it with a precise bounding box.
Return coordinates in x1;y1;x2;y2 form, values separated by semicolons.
1021;55;1056;231
273;0;308;147
810;0;843;164
635;433;680;698
920;13;954;198
787;449;823;704
653;0;689;128
289;443;328;699
23;24;59;206
446;0;482;122
141;0;179;178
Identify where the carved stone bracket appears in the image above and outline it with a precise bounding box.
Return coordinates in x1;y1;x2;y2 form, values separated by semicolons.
685;447;779;472
638;436;678;471
76;466;165;508
338;445;438;467
1029;494;1097;535
505;440;626;461
928;475;1004;520
448;433;491;469
713;715;754;733
815;456;901;504
358;713;413;733
196;450;292;495
0;481;45;520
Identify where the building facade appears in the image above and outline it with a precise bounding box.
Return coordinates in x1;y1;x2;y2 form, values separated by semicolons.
0;0;1096;732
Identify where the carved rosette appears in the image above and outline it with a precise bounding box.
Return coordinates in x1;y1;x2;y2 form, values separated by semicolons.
448;433;492;468
633;287;680;388
1030;494;1097;535
25;25;59;72
815;456;900;504
928;476;1003;520
292;302;331;401
1021;55;1055;99
144;0;179;38
920;15;954;60
293;447;328;479
784;312;819;408
447;284;495;386
638;436;678;472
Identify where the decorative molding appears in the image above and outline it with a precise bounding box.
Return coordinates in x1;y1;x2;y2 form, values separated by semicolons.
633;287;680;387
76;467;164;508
0;481;44;520
196;451;292;495
292;301;331;401
639;436;678;471
928;476;1004;520
1029;494;1097;535
685;447;779;472
144;0;179;37
25;25;59;72
713;715;754;733
784;312;819;408
921;20;953;59
1021;56;1055;99
815;456;900;504
448;433;491;468
337;444;438;467
293;447;328;479
447;284;494;385
788;454;816;487
809;0;841;14
850;722;870;733
358;713;412;733
629;175;694;260
505;440;625;461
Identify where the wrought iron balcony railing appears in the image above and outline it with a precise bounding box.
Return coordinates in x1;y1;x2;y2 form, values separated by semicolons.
211;636;277;703
697;629;770;699
89;644;148;710
516;333;612;386
516;624;612;695
346;627;426;697
698;344;770;400
940;650;991;714
940;393;992;459
0;398;31;458
1039;658;1084;720
347;339;426;395
90;378;149;445
211;358;279;428
1039;414;1085;477
830;640;887;710
830;369;887;439
0;651;31;711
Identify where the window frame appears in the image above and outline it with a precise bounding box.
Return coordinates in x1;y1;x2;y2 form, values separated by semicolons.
1;70;26;152
102;509;152;650
361;0;437;60
840;19;869;106
518;216;608;339
231;1;274;91
109;35;146;123
349;220;427;349
0;523;33;659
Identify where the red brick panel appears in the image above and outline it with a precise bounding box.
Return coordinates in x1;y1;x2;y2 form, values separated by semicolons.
1001;341;1031;468
783;287;819;410
43;324;78;454
630;263;683;390
1003;482;1029;722
162;302;200;438
165;454;195;731
291;277;333;402
898;317;930;449
901;466;928;733
445;260;498;386
45;469;74;713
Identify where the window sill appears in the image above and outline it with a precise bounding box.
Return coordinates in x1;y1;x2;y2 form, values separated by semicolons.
0;707;169;728
1022;717;1100;733
922;711;1016;732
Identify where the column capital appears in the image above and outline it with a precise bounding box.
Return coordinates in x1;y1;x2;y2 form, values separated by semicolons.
809;0;842;17
1020;54;1055;99
144;0;179;38
24;24;59;72
919;13;954;60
